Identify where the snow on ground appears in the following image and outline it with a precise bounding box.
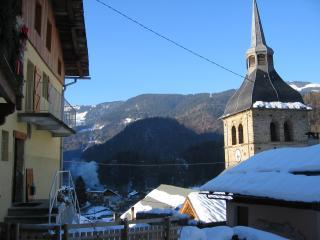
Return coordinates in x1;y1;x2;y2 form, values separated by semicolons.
187;192;226;223
76;111;88;125
148;189;185;208
252;101;311;110
201;144;320;203
180;226;233;240
179;226;288;240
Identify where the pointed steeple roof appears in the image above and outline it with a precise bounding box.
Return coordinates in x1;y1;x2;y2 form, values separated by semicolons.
222;0;304;118
251;0;266;47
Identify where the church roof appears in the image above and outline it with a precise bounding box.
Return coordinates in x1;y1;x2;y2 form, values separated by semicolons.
222;0;304;117
223;70;304;117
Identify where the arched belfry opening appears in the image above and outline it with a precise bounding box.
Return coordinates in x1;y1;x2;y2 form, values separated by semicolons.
232;126;237;145
284;121;293;142
270;122;280;142
238;124;244;144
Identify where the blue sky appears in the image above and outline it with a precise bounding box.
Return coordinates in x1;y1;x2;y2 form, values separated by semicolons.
66;0;320;105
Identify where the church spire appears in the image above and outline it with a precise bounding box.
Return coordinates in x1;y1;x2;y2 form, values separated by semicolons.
251;0;266;47
246;0;274;73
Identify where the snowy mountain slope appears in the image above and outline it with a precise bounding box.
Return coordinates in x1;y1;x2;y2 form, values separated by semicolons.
289;81;320;94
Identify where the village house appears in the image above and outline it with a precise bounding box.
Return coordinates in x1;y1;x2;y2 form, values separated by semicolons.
121;184;195;220
86;188;121;209
222;0;310;169
201;144;320;240
0;0;89;223
180;191;227;226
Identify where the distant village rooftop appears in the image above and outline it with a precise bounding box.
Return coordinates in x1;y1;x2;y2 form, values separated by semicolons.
201;144;320;203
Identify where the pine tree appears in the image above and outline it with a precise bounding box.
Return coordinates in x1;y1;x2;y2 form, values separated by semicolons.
75;176;87;207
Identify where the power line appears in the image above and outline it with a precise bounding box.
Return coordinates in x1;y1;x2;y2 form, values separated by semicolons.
64;160;227;167
94;0;252;82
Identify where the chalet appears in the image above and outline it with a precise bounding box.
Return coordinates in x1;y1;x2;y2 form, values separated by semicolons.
0;0;89;224
180;191;227;225
86;189;121;208
201;144;320;239
121;184;195;220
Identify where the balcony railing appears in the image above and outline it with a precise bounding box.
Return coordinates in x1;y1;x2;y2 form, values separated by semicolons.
18;80;76;137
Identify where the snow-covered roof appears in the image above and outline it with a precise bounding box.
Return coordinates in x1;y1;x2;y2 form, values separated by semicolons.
253;101;311;110
186;192;226;223
121;184;195;219
201;144;320;203
83;206;113;219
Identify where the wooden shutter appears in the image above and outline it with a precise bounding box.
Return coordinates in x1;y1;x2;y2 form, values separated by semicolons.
26;61;35;111
33;66;42;112
42;72;49;101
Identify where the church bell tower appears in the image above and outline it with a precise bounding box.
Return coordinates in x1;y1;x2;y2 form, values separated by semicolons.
222;0;310;168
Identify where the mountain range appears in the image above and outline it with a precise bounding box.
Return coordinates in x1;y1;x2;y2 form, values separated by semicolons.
64;81;320;192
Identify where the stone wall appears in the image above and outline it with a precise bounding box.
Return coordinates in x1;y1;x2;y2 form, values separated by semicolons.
223;108;309;169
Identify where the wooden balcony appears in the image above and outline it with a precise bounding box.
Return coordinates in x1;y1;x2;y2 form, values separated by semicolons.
18;81;76;137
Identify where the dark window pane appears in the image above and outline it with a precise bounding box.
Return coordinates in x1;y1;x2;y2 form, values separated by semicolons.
46;20;52;51
34;2;42;36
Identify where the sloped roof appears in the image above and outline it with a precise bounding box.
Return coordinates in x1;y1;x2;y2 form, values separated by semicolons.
223;69;304;117
186;192;226;223
201;144;320;203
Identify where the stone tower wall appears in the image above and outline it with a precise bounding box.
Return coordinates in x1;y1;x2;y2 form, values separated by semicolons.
223;110;255;168
223;108;309;169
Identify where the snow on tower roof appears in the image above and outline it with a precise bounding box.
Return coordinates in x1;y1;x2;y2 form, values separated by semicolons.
201;144;320;203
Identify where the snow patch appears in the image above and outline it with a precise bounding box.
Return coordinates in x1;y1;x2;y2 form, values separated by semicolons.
253;101;311;110
123;118;134;125
76;111;88;125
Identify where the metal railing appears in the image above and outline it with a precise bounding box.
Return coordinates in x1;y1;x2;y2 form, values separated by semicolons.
24;80;76;128
48;171;81;225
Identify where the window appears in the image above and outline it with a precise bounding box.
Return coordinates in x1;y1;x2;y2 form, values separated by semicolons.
238;124;244;144
58;59;62;75
46;20;52;51
249;56;255;68
1;130;9;161
232;126;237;145
42;72;49;101
237;206;249;226
284;121;293;142
34;1;42;36
258;54;266;65
270;122;280;142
